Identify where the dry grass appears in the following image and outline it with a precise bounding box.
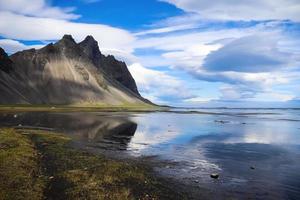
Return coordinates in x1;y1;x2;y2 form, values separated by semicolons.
0;128;186;200
0;129;46;200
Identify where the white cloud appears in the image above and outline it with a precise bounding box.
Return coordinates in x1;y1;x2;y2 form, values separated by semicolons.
0;11;135;52
134;24;198;36
133;55;172;68
219;85;256;100
0;0;79;20
132;27;254;70
0;0;134;53
162;43;221;70
184;96;215;103
203;34;297;73
265;93;295;102
193;70;290;90
0;39;43;54
133;20;300;102
101;48;139;65
133;24;274;56
128;63;193;103
160;0;300;21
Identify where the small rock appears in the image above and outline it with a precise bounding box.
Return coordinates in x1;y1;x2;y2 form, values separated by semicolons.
18;124;22;127
51;107;55;109
214;120;228;124
13;114;18;118
194;180;199;183
210;173;219;179
250;166;255;170
49;176;54;180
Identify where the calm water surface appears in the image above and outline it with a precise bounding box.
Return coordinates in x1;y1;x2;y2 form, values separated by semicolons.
0;109;299;199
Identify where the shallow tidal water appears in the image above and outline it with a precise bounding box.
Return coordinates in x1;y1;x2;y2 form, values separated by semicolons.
0;108;300;199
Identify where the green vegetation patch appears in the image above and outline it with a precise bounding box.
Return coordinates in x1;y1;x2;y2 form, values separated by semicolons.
0;129;45;200
0;129;186;200
0;104;166;113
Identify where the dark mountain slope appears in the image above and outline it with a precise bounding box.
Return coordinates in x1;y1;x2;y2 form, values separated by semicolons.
0;35;150;106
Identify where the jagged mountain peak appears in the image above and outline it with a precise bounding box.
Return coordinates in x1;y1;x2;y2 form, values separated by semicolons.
80;35;101;55
0;47;13;73
0;47;8;58
55;34;77;49
79;35;101;63
61;34;76;43
0;47;6;55
77;36;140;96
82;35;97;43
0;35;149;105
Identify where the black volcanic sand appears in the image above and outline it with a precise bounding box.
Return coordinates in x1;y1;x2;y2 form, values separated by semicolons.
0;128;189;200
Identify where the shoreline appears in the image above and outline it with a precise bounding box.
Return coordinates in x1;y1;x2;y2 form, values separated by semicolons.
1;110;299;199
0;128;189;199
0;105;167;113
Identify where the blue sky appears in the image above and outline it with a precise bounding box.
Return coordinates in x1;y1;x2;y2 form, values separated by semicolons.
0;0;299;107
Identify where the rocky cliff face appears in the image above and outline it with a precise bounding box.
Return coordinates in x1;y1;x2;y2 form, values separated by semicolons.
78;36;140;95
0;48;13;73
0;35;149;105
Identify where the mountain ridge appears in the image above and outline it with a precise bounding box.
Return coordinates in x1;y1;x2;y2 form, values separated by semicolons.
0;35;151;106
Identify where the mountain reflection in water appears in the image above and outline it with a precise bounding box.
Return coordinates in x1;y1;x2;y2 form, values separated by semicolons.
0;112;137;149
0;110;300;200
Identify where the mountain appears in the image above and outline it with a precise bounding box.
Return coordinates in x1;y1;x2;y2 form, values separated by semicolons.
0;35;151;106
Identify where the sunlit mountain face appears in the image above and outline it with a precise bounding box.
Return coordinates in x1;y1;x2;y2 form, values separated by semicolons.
0;0;299;107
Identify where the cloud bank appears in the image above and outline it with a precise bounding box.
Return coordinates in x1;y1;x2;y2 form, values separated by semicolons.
203;34;294;73
161;0;300;21
0;0;79;20
0;11;135;52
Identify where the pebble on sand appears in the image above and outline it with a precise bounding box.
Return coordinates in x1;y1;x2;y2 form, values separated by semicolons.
214;120;229;124
210;173;219;179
